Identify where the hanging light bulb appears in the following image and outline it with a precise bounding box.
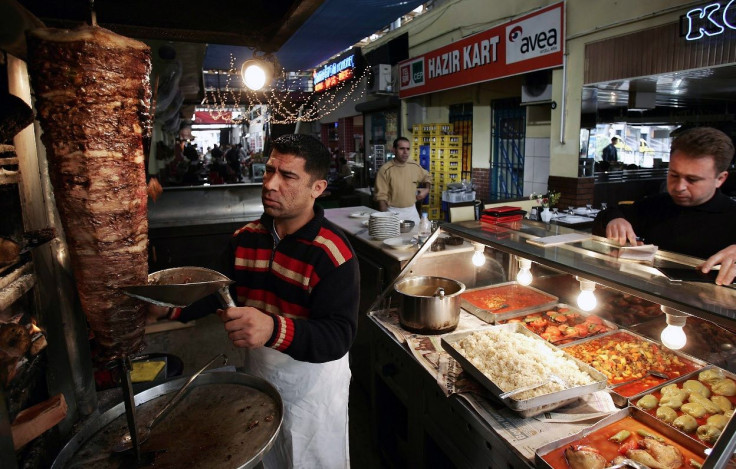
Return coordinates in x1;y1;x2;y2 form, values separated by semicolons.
241;57;275;91
660;306;688;350
576;277;597;312
472;242;486;267
516;258;533;286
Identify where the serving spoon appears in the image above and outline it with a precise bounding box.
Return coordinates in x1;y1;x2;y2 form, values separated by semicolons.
113;353;228;453
499;374;567;400
609;371;669;389
605;458;651;469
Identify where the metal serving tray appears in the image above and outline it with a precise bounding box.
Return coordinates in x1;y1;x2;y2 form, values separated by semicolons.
561;329;708;407
496;303;618;347
52;371;283;469
459;281;558;324
441;323;607;418
535;407;708;469
628;365;736;448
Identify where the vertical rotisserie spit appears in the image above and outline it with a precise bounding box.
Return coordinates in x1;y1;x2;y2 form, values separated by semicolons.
26;25;151;359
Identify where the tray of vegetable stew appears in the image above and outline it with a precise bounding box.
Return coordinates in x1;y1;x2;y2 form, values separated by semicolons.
561;330;706;406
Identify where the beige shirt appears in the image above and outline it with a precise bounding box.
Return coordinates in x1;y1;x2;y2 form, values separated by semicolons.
374;159;431;208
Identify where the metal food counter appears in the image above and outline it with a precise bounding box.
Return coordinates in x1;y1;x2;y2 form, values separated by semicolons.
146;184;263;271
360;218;736;468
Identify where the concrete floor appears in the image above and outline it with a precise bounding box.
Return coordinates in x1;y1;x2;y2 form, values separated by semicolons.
142;314;384;468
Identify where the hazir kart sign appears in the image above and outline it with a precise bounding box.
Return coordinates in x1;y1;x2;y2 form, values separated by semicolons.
399;2;563;98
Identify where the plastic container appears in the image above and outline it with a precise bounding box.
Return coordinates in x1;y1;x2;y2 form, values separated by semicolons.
417;212;431;244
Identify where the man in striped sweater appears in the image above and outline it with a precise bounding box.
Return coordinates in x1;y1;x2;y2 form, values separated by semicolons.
182;134;359;468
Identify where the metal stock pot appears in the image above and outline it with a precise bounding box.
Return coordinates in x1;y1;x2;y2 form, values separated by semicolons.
394;276;466;334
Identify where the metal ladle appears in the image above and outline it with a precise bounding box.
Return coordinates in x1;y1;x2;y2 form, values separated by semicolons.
113;353;229;453
609;370;669;389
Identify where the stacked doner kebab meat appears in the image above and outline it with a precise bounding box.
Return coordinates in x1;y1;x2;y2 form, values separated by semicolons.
26;25;152;359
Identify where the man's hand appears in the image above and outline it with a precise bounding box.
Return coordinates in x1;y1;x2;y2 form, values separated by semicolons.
699;244;736;286
217;306;274;348
146;304;170;324
416;187;430;201
606;218;639;246
377;200;389;212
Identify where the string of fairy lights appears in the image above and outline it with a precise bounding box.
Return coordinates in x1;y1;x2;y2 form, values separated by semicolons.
201;53;369;125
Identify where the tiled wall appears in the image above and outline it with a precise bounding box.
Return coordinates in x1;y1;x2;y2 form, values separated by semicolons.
523;137;551;196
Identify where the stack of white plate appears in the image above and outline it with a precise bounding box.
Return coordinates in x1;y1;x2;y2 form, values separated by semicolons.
369;212;400;240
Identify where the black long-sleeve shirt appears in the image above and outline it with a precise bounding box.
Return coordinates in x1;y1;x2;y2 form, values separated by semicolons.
592;190;736;259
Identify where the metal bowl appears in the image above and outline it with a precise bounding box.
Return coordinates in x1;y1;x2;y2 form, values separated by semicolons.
399;219;415;233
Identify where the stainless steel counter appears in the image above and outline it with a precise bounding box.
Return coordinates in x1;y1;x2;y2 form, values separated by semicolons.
324;206;417;263
148;183;263;229
445;220;736;325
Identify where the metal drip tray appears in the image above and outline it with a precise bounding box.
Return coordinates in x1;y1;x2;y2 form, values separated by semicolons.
53;371;282;469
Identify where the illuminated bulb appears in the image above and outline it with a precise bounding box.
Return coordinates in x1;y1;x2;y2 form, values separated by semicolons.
660;308;688;350
472;243;486;267
516;258;533;286
242;63;267;90
576;278;597;312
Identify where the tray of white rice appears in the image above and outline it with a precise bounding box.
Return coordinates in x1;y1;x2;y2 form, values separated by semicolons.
441;323;607;417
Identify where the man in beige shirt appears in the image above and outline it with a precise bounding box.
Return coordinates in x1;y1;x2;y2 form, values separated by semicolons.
374;137;431;224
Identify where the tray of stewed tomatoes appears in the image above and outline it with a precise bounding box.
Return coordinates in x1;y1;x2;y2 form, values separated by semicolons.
497;303;617;346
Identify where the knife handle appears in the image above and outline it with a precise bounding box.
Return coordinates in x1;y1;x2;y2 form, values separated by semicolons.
217;286;236;308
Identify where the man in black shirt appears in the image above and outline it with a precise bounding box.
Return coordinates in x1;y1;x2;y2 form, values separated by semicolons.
594;127;736;285
602;136;619;162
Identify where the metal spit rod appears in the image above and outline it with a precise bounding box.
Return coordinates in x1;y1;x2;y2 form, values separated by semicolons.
119;356;141;463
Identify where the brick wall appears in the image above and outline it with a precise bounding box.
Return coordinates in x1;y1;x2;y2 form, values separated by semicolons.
471;168;490;202
547;176;595;208
338;117;354;155
320;124;330;149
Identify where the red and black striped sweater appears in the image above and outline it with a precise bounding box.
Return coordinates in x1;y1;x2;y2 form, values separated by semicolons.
181;206;360;363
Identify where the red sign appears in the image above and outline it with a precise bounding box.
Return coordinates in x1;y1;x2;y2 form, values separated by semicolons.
399;3;564;98
194;110;232;124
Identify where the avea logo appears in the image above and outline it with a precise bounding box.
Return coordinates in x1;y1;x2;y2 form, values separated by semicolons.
519;28;558;53
508;26;523;42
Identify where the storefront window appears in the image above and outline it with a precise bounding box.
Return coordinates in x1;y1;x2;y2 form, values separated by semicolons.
584;123;676;170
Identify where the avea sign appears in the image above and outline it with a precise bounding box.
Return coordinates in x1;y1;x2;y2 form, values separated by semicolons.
506;8;561;64
682;0;736;40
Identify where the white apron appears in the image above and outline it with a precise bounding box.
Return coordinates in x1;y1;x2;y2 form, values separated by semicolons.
389;205;420;225
244;347;351;469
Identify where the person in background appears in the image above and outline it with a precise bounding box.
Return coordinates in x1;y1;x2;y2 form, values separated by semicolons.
602;136;619;162
183;141;199;162
593;127;736;285
338;156;352;178
165;134;359;468
373;137;431;225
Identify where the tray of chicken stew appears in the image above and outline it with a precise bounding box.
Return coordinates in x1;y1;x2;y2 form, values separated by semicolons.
631;366;736;448
536;407;707;469
496;303;616;345
561;330;705;407
459;281;558;324
441;323;607;418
